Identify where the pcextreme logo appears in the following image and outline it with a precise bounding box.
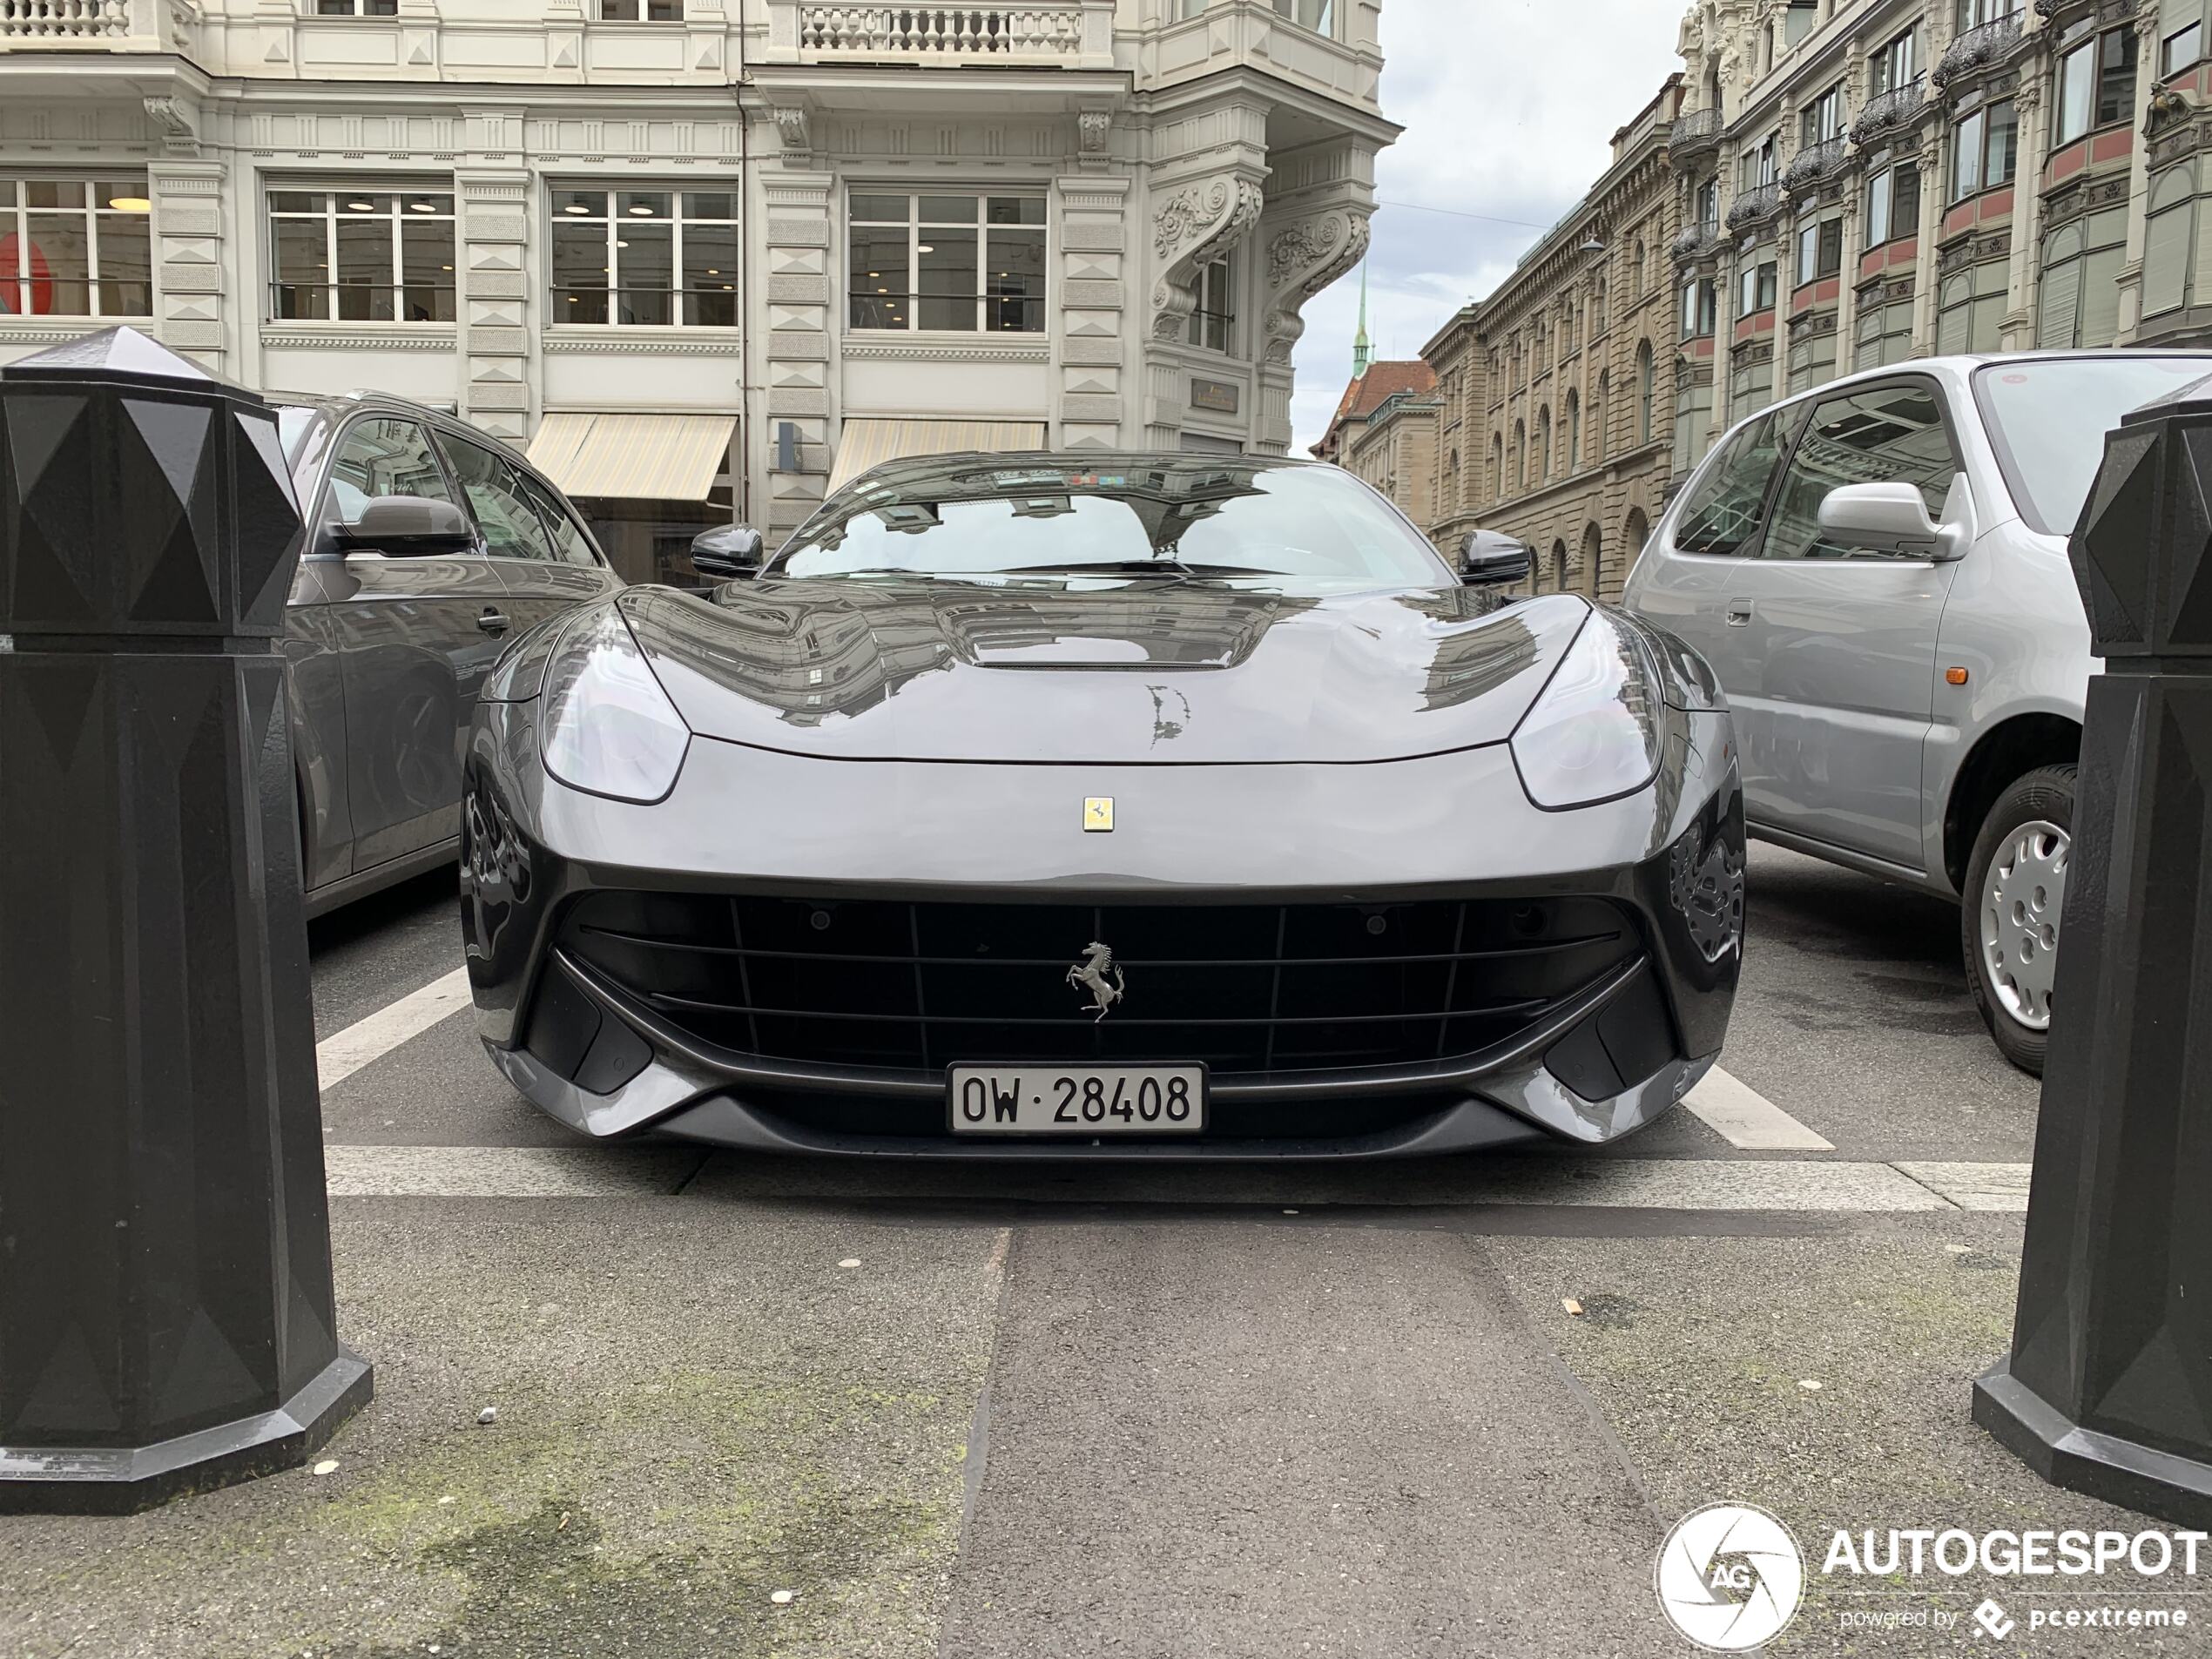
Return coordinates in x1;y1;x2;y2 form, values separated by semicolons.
1656;1502;1806;1652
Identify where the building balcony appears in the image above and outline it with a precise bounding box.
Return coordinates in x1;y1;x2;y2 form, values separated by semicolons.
1669;106;1722;170
1671;223;1723;265
1725;181;1785;233
1851;75;1929;147
0;0;185;51
761;1;1116;70
1933;11;2027;87
1784;136;1851;195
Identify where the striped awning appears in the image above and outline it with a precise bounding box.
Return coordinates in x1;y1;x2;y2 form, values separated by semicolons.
526;412;736;502
827;418;1048;493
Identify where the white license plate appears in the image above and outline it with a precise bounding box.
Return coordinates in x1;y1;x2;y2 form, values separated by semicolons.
948;1065;1207;1136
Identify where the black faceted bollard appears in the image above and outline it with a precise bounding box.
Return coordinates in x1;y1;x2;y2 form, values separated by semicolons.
1973;374;2212;1526
0;328;369;1514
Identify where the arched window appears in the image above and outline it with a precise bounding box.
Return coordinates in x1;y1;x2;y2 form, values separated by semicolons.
1594;370;1609;462
1492;432;1505;497
1566;390;1581;471
1550;538;1569;593
1582;523;1603;597
1632;239;1646;297
1513;420;1527;489
1537;408;1553;479
1623;506;1651;582
1635;342;1656;444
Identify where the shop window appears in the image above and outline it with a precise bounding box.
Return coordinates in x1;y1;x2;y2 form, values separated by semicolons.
1852;292;1914;370
549;187;738;327
848;192;1046;334
268;186;455;323
2038;206;2128;347
1786;328;1838;395
597;0;683;16
1936;260;2009;353
2142;164;2197;321
0;175;152;319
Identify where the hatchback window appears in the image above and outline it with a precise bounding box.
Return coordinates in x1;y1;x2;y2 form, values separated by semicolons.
1672;412;1789;556
1762;382;1957;562
443;434;559;563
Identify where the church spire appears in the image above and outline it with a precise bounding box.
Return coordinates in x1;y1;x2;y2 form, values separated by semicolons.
1352;261;1372;377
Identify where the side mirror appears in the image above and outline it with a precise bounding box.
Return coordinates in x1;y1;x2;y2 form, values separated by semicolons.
335;494;477;555
1459;529;1534;588
691;524;766;580
1816;479;1970;562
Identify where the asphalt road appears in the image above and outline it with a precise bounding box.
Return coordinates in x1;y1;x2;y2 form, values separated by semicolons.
9;844;2187;1659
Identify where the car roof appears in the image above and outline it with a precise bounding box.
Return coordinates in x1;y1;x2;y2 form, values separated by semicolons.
1760;348;2212;407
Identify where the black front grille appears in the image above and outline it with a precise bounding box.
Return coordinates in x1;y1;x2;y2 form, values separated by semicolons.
558;892;1642;1083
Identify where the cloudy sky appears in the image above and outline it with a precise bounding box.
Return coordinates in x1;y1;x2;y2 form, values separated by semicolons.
1288;0;1689;450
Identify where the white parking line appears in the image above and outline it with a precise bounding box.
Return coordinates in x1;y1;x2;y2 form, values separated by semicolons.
316;966;474;1092
318;1146;2027;1212
1681;1066;1836;1152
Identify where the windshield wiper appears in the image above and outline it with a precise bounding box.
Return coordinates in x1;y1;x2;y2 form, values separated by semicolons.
996;560;1287;579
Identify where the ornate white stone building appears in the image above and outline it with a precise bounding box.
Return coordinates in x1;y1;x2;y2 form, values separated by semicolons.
0;0;1394;580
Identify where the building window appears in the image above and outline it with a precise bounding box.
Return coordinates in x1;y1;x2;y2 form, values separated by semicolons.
1851;289;1914;369
1696;178;1720;232
1272;0;1333;31
1956;0;2021;26
1785;327;1838;395
268;187;455;322
1728;351;1771;420
1871;28;1918;95
1740;132;1778;191
1187;252;1237;352
549;188;738;326
2143;164;2197;321
1681;275;1716;339
847;192;1045;334
1936;260;2010;353
1796;215;1843;284
1801;83;1846;147
1538;408;1553;479
1567;390;1581;470
2039;205;2130;347
1513;419;1527;489
0;175;152;319
1952;98;2019;201
314;0;396;13
2166;21;2203;78
1635;341;1656;443
1593;371;1608;462
1865;162;1920;248
2056;24;2138;145
1673;376;1715;473
1631;239;1646;296
597;0;683;17
1737;250;1777;317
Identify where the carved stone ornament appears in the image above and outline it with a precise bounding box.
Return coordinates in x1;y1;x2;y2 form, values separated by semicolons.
1259;208;1371;366
143;95;199;158
772;106;811;164
1150;177;1264;341
1079;111;1111;155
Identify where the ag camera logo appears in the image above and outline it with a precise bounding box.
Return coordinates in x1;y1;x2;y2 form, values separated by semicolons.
1656;1502;1806;1652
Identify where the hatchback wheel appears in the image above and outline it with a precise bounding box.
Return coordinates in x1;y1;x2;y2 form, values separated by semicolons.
1963;765;2076;1076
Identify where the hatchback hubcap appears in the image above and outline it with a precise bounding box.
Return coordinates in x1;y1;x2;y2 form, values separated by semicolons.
1979;819;2068;1032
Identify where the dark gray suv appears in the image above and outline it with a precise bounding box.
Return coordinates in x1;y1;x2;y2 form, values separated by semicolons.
273;392;624;916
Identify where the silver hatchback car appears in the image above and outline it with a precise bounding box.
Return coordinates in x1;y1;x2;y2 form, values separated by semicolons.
1625;352;2212;1074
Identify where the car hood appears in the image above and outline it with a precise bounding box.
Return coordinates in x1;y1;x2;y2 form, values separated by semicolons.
619;579;1590;765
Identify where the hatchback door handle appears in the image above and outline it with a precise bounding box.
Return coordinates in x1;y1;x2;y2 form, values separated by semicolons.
477;609;509;636
1725;598;1754;626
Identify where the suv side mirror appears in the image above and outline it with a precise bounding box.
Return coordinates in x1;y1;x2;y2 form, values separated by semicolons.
334;494;477;555
691;524;766;580
1817;479;1971;562
1459;530;1534;588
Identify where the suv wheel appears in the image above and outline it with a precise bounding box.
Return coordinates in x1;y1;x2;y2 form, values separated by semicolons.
1962;764;2076;1077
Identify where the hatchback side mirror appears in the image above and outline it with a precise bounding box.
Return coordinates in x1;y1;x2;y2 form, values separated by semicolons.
691;524;766;580
1817;479;1971;562
335;494;477;555
1459;530;1534;588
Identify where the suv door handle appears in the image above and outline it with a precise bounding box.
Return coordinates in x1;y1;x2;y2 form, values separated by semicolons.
477;609;510;637
1725;598;1754;626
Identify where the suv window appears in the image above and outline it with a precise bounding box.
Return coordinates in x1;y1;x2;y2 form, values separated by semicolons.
442;432;559;563
1672;411;1790;556
1762;381;1959;562
317;416;462;556
509;467;604;570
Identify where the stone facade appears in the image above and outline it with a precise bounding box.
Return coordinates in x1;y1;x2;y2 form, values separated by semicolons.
0;0;1397;569
1422;78;1686;602
1340;386;1440;522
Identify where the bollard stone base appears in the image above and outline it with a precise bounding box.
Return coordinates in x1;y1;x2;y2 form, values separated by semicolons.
1975;1359;2212;1531
0;1349;371;1517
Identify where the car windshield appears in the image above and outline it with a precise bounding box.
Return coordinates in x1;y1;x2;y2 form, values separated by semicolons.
772;458;1453;592
1974;356;2212;536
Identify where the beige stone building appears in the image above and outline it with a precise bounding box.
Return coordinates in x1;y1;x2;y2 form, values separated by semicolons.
1421;77;1686;601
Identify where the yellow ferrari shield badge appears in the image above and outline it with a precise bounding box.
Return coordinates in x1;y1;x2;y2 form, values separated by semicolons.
1083;797;1115;833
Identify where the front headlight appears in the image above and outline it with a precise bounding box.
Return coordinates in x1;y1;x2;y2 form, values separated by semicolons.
1510;612;1666;810
540;606;691;804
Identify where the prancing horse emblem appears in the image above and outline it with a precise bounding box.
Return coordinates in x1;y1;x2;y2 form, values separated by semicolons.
1067;941;1125;1022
